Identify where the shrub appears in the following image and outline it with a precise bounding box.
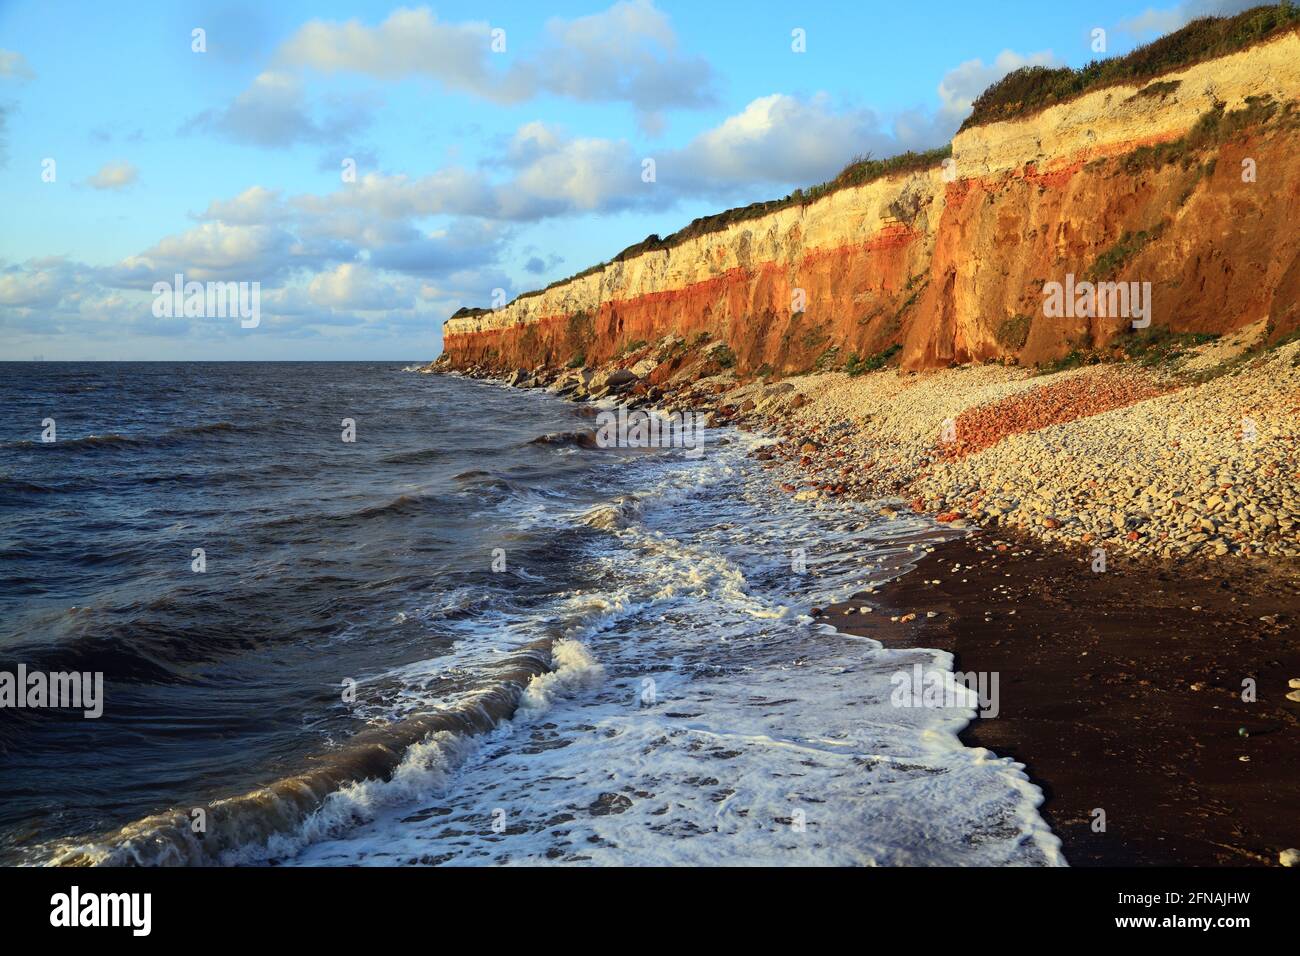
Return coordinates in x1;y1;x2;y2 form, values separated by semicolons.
845;344;902;376
1123;327;1218;365
962;5;1300;130
1086;226;1166;281
995;314;1033;351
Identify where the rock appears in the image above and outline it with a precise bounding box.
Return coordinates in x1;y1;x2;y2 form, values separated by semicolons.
1281;848;1300;867
588;792;633;816
603;369;639;391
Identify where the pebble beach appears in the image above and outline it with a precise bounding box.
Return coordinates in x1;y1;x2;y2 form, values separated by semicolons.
725;329;1300;563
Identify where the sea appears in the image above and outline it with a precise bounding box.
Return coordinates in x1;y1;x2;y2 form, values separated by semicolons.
0;361;1062;866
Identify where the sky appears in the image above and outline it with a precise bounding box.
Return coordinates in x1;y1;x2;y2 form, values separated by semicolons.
0;0;1260;360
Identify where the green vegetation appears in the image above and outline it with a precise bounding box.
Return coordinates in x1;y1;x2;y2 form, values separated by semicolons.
566;310;595;346
1123;97;1283;177
447;306;492;321
1131;79;1182;100
566;352;586;369
801;324;830;350
844;343;903;376
1264;327;1300;367
995;314;1034;351
712;344;737;369
814;346;842;371
1035;348;1100;375
1033;327;1226;377
656;337;687;363
503;148;949;311
468;7;1300;325
780;311;806;347
962;4;1300;130
1123;327;1219;366
890;277;928;329
801;147;952;203
618;339;648;356
1086;226;1165;281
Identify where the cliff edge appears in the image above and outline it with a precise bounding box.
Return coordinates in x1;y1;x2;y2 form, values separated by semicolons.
440;13;1300;375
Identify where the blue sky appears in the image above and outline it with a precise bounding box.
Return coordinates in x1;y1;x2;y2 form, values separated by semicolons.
0;0;1257;359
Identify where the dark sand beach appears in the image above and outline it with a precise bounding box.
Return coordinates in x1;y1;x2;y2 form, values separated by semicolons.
827;532;1300;866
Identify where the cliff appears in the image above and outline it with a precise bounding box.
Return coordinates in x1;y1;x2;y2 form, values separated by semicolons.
440;26;1300;375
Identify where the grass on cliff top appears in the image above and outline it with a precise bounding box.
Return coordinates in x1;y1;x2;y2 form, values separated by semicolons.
458;6;1297;327
510;146;951;306
961;4;1300;131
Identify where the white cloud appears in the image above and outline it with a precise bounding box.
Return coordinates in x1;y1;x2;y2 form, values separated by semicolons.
498;124;645;216
1119;0;1257;37
308;262;411;310
531;0;715;128
0;265;64;307
186;71;374;148
199;186;288;225
112;222;313;285
0;49;34;80
278;7;499;89
272;1;714;120
937;49;1062;125
85;160;139;190
670;94;891;189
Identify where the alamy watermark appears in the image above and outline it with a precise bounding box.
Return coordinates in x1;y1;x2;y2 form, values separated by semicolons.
890;664;1000;718
595;407;705;459
1043;274;1151;329
152;272;260;328
1;666;103;718
50;886;150;936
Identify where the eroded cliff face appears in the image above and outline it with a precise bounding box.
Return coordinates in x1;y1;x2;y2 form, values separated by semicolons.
441;33;1300;374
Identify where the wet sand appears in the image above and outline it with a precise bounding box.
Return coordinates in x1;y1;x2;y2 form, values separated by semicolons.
826;531;1300;866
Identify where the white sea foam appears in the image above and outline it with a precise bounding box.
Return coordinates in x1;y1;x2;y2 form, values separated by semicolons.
221;637;603;866
276;428;1064;867
516;640;605;718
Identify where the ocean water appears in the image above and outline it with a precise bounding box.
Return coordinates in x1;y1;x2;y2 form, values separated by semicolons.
0;362;1062;866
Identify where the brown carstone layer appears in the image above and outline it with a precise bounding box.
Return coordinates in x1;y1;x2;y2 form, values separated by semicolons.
443;29;1300;378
